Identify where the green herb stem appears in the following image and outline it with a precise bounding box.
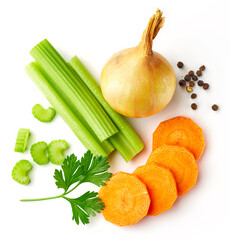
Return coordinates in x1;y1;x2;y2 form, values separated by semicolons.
20;182;80;202
64;182;81;195
20;193;64;202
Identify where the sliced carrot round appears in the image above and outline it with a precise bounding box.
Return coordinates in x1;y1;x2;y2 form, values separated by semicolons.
98;172;150;226
152;116;205;160
147;145;198;195
133;164;177;216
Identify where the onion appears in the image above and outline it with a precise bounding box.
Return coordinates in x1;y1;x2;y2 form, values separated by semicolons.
101;9;176;118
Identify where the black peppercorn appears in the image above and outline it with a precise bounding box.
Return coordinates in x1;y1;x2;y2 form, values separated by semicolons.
184;75;191;81
189;81;195;87
192;75;198;81
188;70;194;76
198;80;204;86
191;103;197;110
199;65;205;71
203;83;209;90
212;104;218;111
177;61;184;68
191;93;197;99
179;80;186;86
196;70;202;77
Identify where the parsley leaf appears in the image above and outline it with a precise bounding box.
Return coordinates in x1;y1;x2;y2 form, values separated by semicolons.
80;151;112;186
53;151;112;192
64;191;104;225
53;154;83;192
22;150;112;225
52;151;112;225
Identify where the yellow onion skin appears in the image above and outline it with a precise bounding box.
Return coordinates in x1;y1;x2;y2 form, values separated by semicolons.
100;9;176;118
101;46;176;118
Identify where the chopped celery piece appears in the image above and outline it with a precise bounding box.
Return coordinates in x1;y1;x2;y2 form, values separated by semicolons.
25;62;111;157
30;39;118;141
12;160;33;185
32;104;56;122
30;141;49;165
14;128;30;153
48;140;69;165
69;56;144;162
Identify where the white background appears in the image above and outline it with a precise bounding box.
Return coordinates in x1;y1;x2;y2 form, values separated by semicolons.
0;0;229;239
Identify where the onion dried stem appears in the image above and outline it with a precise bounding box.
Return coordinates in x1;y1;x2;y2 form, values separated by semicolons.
139;9;165;54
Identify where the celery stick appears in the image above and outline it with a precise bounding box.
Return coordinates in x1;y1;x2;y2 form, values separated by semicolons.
25;62;113;157
47;72;114;155
69;56;144;161
30;39;118;142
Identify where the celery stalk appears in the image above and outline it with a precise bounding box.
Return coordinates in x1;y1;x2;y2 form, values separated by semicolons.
25;62;114;156
51;82;115;156
30;39;118;142
45;69;115;155
69;56;144;162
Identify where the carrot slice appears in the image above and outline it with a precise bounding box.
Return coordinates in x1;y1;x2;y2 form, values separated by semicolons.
133;164;177;216
152;116;205;160
147;145;198;195
98;172;150;226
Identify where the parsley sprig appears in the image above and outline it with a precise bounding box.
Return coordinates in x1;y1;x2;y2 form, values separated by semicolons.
21;151;112;225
